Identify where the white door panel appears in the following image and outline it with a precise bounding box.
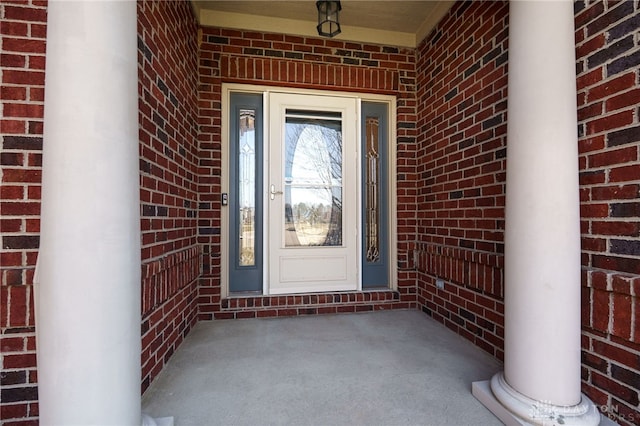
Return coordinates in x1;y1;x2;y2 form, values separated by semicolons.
268;93;359;294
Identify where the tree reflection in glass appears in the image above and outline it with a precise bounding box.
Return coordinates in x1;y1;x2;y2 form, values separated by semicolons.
284;110;342;247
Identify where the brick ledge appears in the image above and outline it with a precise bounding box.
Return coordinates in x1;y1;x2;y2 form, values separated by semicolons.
216;289;414;319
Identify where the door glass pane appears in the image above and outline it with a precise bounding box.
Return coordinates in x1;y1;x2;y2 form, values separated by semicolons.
365;116;380;263
238;109;256;266
284;110;342;247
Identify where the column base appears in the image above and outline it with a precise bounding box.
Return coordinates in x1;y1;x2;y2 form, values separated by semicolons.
472;373;607;426
142;413;174;426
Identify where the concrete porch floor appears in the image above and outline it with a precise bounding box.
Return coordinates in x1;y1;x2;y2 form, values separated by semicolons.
142;310;503;425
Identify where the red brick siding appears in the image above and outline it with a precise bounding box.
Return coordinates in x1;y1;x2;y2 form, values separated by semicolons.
137;0;201;394
1;0;46;423
415;1;508;360
576;0;640;423
2;0;639;424
197;27;419;319
140;246;201;392
215;290;411;319
417;2;640;422
1;1;202;423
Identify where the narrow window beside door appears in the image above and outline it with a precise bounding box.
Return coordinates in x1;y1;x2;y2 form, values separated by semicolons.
229;93;263;292
361;102;389;288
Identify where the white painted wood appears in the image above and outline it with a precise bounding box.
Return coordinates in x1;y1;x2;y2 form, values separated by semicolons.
268;92;359;294
36;1;141;424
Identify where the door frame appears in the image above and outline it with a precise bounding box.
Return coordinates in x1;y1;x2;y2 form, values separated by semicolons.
221;83;398;298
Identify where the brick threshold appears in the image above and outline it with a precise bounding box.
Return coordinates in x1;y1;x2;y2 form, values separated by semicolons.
216;289;414;319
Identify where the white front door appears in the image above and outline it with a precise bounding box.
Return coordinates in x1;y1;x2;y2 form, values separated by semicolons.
267;93;359;294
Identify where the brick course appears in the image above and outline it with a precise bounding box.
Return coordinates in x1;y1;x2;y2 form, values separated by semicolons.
1;0;203;423
1;0;46;423
414;1;508;360
137;0;200;394
576;0;640;422
415;1;640;423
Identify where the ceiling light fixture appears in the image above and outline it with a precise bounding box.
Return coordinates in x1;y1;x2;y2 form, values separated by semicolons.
316;1;341;38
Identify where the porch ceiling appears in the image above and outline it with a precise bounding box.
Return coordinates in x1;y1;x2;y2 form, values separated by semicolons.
191;1;454;47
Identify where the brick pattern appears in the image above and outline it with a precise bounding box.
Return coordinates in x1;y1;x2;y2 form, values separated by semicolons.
1;0;46;423
581;271;640;425
576;1;640;423
138;0;200;261
141;246;201;392
0;1;202;423
2;0;640;424
197;27;419;319
0;333;39;425
414;0;508;360
214;290;412;319
416;246;505;360
577;0;640;276
137;0;200;394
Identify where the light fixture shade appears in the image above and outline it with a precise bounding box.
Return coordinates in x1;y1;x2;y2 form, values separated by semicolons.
316;1;341;38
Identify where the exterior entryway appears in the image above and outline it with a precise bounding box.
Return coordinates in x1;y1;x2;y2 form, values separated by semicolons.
224;85;396;297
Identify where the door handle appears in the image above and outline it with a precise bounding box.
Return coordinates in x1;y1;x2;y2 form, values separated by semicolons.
270;184;283;200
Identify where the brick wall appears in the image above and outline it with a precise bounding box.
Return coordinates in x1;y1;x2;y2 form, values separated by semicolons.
416;1;640;424
575;1;640;423
1;1;202;423
2;0;639;424
197;28;419;319
137;0;201;394
1;0;46;423
415;1;508;361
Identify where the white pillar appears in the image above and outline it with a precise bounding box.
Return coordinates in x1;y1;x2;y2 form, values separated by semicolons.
36;1;141;425
473;1;600;424
503;0;582;407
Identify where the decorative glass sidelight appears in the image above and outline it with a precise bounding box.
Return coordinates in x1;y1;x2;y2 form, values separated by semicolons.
229;92;263;293
238;109;256;266
361;101;388;288
284;109;343;247
365;116;380;263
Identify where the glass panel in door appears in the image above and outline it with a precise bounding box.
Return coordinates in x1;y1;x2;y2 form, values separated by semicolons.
284;110;343;247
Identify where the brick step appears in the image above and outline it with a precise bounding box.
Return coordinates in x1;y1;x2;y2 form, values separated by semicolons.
215;290;415;319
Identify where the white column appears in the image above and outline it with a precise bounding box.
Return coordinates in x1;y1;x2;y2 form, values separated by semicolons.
36;1;141;425
473;1;600;424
